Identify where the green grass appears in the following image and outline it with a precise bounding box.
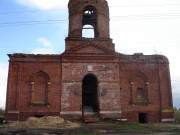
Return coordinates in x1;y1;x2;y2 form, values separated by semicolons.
101;119;179;134
74;133;100;135
0;108;4;118
175;110;180;121
112;121;157;133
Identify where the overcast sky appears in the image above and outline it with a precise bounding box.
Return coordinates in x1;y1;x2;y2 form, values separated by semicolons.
0;0;180;109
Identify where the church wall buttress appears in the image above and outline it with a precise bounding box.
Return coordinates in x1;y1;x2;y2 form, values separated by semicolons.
6;63;19;110
158;63;174;120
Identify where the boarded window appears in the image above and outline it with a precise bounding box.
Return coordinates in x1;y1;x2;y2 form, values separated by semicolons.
34;76;47;103
30;71;50;105
137;88;144;98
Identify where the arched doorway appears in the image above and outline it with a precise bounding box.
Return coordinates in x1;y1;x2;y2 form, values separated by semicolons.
82;74;99;113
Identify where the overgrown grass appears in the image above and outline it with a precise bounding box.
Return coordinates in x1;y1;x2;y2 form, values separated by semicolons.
103;120;157;134
175;110;180;121
74;133;100;135
0;108;4;118
101;119;179;134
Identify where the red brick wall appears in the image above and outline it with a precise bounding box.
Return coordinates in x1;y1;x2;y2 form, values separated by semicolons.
5;53;174;122
61;62;121;115
5;54;62;121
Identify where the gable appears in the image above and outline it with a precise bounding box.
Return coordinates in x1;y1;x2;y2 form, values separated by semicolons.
65;43;115;55
75;45;106;54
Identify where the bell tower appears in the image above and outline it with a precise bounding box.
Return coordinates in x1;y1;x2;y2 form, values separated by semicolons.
65;0;115;51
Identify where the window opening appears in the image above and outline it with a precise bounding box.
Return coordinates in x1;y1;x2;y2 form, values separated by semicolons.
82;25;94;38
30;71;50;106
34;76;46;103
137;88;144;98
130;71;149;105
139;113;148;123
35;114;44;118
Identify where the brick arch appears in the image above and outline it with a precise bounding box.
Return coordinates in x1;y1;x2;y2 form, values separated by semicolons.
30;70;50;82
30;71;51;106
83;5;98;15
130;70;149;83
82;73;99;82
130;70;150;105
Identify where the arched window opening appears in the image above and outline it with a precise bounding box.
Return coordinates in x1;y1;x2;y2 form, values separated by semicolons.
30;71;50;106
82;25;94;38
82;6;98;38
130;71;150;105
34;76;47;103
134;76;146;100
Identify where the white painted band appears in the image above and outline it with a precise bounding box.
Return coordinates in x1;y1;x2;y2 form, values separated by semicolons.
161;119;175;122
100;111;122;114
84;112;94;115
117;119;128;121
8;111;19;114
60;111;122;115
60;111;82;115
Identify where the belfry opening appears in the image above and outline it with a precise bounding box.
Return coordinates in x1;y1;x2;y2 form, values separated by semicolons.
82;6;98;38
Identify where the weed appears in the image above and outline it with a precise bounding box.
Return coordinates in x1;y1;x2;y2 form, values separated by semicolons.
0;108;4;118
175;110;180;121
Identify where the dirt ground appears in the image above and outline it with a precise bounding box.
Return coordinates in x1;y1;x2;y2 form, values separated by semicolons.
0;117;180;135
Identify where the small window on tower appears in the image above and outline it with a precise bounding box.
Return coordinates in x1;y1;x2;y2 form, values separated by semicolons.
137;88;144;98
82;25;94;38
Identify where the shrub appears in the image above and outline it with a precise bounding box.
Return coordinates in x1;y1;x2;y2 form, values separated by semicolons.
0;108;5;117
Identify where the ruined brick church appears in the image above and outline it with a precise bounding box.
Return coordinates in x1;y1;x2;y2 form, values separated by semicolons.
5;0;174;123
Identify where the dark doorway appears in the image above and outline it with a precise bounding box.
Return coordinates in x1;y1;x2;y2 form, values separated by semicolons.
34;114;44;118
82;74;99;112
138;113;148;123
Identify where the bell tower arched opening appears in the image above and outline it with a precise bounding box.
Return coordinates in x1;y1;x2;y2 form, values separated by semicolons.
82;25;95;38
82;6;98;38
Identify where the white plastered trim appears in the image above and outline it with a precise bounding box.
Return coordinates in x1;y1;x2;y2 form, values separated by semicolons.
60;111;82;115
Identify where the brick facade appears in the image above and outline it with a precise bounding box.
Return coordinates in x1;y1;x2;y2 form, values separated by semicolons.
5;0;174;123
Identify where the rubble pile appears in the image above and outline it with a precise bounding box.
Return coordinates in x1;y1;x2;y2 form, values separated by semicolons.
26;116;64;126
0;116;80;129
